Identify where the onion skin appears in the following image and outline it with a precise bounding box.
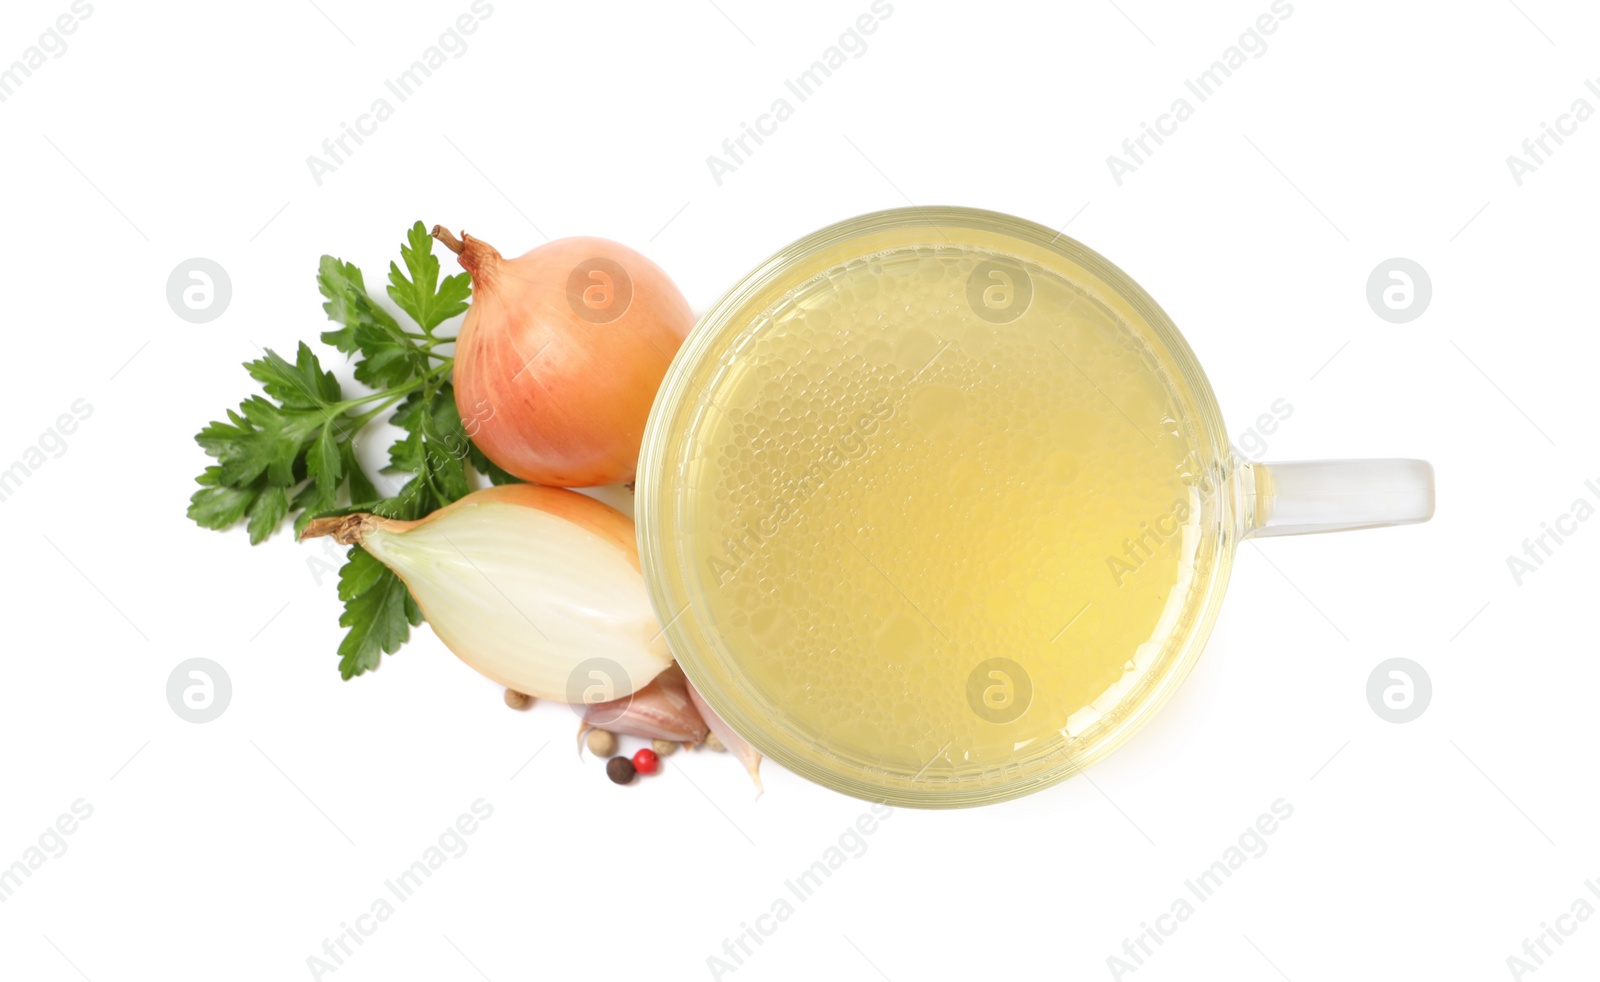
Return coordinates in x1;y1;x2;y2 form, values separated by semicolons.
471;484;640;573
446;232;694;487
306;484;638;568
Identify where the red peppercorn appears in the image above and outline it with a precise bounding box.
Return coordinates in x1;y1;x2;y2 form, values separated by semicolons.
631;747;660;775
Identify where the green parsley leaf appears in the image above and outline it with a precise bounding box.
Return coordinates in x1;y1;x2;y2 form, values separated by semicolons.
335;546;422;678
318;256;429;390
246;342;342;410
388;221;472;334
384;383;474;513
342;442;379;506
187;467;262;530
305;424;344;500
245;485;290;545
196;396;320;487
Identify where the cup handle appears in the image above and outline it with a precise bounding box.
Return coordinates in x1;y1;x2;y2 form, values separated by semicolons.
1241;459;1435;538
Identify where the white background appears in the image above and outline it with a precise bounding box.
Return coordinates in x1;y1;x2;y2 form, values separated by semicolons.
1;1;1596;979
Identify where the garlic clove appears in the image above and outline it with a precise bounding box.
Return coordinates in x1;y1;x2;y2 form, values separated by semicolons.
686;678;764;796
581;664;708;744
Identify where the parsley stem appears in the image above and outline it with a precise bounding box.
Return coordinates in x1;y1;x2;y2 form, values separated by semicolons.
332;360;453;416
423;463;450;504
347;400;397;432
336;388;410;411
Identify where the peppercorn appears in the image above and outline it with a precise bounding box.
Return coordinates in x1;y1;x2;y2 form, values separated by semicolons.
586;729;617;757
606;756;637;785
651;738;678;757
504;689;533;711
632;748;660;775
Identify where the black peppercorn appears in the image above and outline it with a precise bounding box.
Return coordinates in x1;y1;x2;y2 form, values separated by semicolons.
606;756;637;785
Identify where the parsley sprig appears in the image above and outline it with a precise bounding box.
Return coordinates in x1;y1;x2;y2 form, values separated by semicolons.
188;222;514;678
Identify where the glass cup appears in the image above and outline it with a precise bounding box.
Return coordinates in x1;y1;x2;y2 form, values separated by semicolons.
636;206;1433;808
